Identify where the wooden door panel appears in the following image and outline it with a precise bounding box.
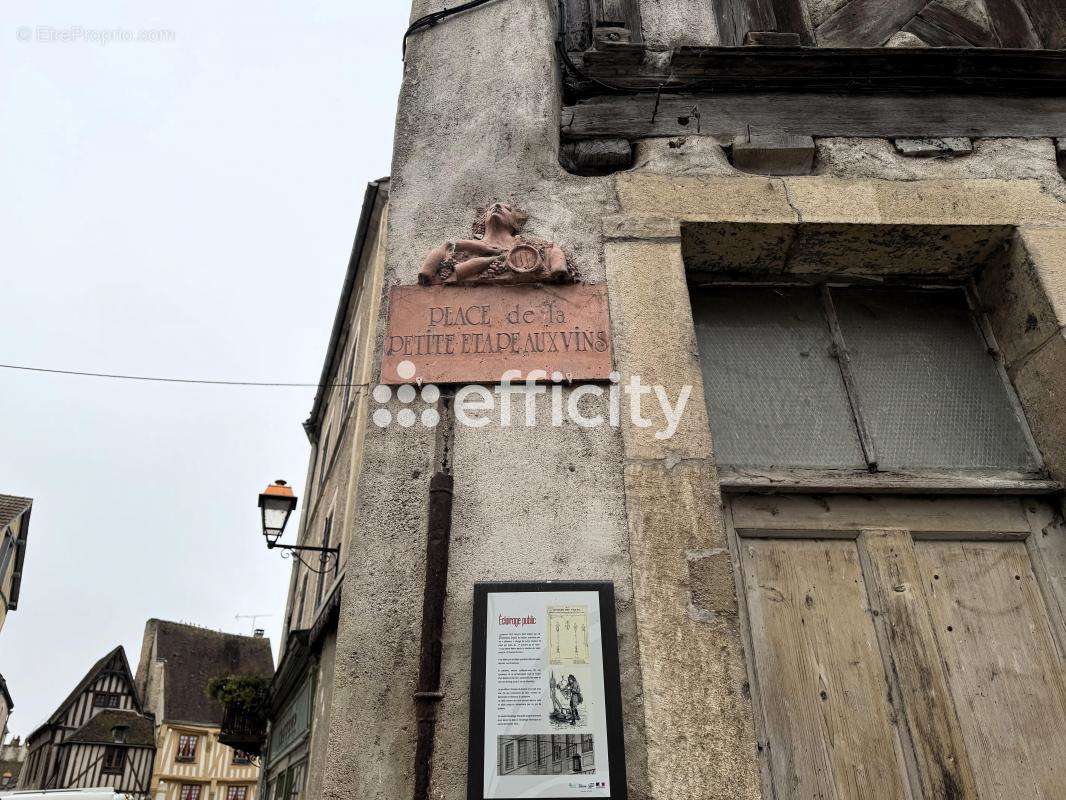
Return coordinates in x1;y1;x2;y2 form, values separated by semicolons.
740;538;910;800
915;540;1066;799
859;530;978;799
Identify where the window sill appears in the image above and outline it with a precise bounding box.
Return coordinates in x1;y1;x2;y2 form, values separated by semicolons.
718;467;1061;495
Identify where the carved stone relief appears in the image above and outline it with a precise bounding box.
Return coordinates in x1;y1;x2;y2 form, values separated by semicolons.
417;203;575;286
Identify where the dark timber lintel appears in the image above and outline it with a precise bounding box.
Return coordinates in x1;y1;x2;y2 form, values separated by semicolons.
572;45;1066;95
562;92;1066;140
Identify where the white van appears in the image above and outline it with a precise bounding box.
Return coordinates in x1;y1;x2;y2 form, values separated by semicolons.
0;790;135;800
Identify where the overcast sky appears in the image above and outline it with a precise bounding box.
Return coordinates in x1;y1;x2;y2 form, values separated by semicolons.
1;2;409;736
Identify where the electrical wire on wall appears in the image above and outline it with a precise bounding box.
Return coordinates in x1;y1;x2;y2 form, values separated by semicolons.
402;0;640;92
402;0;506;57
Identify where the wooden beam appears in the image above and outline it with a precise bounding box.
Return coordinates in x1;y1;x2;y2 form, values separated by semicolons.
1019;0;1066;50
563;0;592;51
715;0;778;47
717;467;1061;495
743;31;801;46
572;46;1066;94
985;0;1041;48
817;0;928;47
560;138;633;174
771;0;814;45
903;15;973;47
595;0;642;43
563;92;1066;140
731;132;815;175
729;494;1032;535
919;1;1000;47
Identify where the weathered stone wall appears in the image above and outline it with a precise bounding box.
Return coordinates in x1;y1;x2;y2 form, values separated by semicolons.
311;2;1066;800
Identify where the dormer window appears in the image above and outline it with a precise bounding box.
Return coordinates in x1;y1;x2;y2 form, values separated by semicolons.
112;725;129;743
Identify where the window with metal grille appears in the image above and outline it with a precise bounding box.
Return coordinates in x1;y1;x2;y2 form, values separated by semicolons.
176;734;198;762
693;286;1041;476
101;746;125;775
179;785;202;800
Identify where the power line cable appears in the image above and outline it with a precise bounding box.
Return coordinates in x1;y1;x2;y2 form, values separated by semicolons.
0;362;370;389
402;0;504;58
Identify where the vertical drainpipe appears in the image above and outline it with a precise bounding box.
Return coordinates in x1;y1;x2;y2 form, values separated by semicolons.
413;394;455;800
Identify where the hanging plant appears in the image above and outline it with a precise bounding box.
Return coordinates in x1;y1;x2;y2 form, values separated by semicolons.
207;675;271;725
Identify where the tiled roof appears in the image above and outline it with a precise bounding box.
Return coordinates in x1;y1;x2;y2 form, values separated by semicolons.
0;495;31;530
147;620;274;725
34;646;140;738
63;709;155;747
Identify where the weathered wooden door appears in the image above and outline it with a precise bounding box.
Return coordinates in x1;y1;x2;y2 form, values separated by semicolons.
729;495;1066;799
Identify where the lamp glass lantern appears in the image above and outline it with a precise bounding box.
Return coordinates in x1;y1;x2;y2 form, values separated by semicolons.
258;480;297;547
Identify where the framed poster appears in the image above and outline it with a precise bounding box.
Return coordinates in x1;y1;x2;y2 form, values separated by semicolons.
467;582;627;800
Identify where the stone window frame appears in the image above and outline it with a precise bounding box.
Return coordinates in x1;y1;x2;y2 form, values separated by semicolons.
603;173;1066;799
691;279;1049;489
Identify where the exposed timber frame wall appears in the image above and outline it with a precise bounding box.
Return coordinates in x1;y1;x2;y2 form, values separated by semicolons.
559;47;1066;151
603;169;1066;797
563;0;644;50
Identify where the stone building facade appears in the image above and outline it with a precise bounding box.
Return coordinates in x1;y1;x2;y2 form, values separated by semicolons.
272;2;1066;799
263;179;389;800
135;620;274;800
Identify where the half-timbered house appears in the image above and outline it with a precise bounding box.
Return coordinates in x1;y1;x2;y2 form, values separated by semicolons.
135;620;274;800
19;646;155;797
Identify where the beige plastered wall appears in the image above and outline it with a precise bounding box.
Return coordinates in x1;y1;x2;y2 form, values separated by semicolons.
605;170;1066;800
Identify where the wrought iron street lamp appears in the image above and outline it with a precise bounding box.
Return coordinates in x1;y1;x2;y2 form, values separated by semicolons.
258;480;338;574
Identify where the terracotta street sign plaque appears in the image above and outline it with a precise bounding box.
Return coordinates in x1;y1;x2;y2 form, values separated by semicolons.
380;283;613;385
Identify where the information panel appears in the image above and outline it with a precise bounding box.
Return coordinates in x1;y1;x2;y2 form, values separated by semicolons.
468;582;626;800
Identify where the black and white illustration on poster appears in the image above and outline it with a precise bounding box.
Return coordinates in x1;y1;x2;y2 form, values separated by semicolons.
483;590;611;798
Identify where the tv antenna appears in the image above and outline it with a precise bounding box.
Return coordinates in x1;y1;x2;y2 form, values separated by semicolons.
235;613;273;635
